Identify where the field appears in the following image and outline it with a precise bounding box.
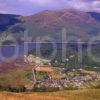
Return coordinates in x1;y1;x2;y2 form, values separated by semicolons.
0;66;33;87
0;89;100;100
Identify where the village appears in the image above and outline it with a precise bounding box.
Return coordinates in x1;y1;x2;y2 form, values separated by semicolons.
24;54;100;91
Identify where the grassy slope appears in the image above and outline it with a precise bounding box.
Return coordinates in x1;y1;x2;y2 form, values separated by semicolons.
0;89;100;100
0;67;33;87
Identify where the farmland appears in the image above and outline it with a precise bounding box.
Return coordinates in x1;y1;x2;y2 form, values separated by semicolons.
0;89;100;100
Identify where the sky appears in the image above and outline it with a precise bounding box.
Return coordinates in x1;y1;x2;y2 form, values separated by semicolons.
0;0;100;15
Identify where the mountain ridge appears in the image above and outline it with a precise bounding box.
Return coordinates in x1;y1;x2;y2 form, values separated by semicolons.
0;9;100;43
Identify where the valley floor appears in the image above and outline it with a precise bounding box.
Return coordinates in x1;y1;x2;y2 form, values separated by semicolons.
0;89;100;100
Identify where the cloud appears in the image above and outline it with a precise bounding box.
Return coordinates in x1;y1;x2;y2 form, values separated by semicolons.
28;0;54;5
92;0;100;11
67;0;100;12
0;0;100;15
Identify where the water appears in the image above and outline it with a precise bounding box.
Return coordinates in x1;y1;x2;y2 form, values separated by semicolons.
0;43;36;59
0;42;91;60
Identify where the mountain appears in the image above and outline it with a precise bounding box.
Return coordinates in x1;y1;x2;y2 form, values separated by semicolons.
89;12;100;22
24;9;100;41
0;14;21;32
0;9;100;43
0;9;100;92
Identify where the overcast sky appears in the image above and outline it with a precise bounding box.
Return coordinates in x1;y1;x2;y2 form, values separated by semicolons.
0;0;100;15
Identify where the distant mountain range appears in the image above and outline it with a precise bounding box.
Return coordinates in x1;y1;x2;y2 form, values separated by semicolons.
0;9;100;43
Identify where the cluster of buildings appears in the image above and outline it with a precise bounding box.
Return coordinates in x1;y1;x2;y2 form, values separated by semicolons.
24;54;51;65
24;54;100;90
35;72;100;90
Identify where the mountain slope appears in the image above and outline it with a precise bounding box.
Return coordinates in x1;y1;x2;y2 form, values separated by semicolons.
0;9;100;42
89;12;100;22
0;14;24;32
